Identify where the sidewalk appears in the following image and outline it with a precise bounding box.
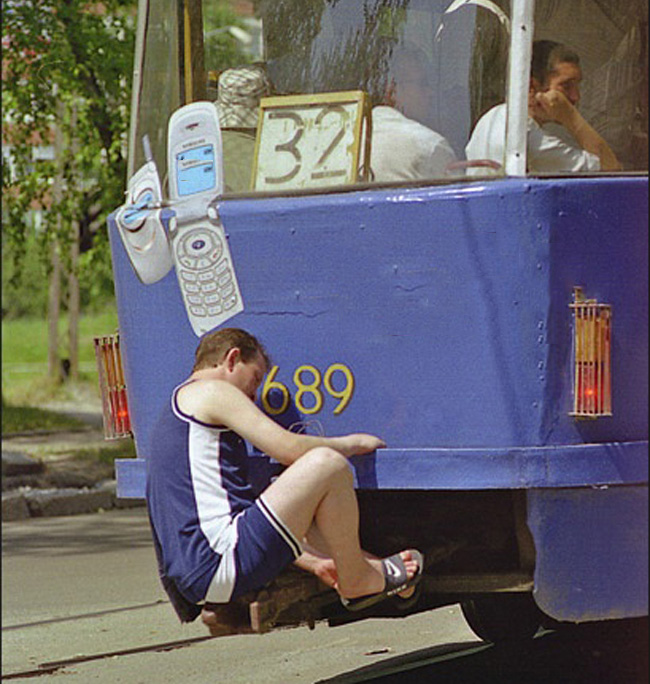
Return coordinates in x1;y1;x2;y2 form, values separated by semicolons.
2;404;143;522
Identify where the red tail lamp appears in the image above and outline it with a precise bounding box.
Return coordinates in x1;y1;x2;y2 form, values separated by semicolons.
94;333;132;439
570;287;612;418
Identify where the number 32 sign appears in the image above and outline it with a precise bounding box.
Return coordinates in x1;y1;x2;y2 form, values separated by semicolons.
251;91;370;191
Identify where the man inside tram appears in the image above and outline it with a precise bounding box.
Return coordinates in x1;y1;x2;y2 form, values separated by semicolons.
465;39;622;173
145;328;424;631
214;64;272;193
370;45;457;182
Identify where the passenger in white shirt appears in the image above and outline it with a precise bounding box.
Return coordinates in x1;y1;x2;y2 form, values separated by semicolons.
370;48;456;182
465;40;621;174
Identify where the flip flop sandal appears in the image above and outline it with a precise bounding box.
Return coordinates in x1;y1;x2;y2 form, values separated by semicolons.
341;549;424;612
393;581;423;611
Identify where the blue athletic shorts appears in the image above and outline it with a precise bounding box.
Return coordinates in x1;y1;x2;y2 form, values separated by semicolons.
205;495;302;603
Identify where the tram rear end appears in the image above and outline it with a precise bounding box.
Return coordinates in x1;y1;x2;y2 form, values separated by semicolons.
103;0;648;641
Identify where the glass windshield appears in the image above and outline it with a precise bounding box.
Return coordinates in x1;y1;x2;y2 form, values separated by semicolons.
203;0;511;191
129;0;182;179
261;0;508;158
129;0;647;196
533;0;648;172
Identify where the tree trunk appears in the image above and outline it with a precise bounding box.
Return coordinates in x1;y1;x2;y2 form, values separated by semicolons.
48;241;62;383
49;99;65;383
68;222;80;381
67;104;80;382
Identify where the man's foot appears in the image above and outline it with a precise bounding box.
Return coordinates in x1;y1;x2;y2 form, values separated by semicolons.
201;607;222;636
200;604;251;636
359;550;418;600
341;549;424;612
393;550;419;600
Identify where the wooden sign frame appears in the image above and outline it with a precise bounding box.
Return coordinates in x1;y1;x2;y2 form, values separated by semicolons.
251;90;370;192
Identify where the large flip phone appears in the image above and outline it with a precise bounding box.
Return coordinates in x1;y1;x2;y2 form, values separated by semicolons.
115;136;173;284
167;102;243;336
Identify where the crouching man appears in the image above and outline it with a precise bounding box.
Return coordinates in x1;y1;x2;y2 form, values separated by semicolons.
146;328;423;631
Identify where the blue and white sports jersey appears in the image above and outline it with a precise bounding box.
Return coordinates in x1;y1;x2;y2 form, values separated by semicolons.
146;382;256;605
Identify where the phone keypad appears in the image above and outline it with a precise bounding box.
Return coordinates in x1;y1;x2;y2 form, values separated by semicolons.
175;226;240;322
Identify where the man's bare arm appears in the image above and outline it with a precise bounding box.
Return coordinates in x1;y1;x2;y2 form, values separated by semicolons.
177;379;385;465
533;90;622;171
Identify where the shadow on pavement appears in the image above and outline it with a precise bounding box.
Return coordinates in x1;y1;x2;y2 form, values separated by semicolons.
2;509;153;557
319;618;648;684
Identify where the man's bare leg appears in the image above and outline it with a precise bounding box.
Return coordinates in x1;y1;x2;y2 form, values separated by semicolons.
203;449;418;632
301;525;417;600
261;447;419;599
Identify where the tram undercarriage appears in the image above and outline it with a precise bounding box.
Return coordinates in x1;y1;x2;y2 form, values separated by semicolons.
203;489;539;641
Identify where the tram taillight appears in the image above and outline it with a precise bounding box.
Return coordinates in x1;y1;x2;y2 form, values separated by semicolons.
94;333;132;439
570;287;612;418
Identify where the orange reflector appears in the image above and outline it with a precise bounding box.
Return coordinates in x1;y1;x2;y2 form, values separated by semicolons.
94;333;132;439
570;287;612;418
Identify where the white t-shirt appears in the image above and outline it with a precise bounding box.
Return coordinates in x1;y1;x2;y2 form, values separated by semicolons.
464;103;600;175
370;106;457;182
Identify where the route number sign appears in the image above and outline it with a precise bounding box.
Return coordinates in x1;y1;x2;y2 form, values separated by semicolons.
251;91;370;191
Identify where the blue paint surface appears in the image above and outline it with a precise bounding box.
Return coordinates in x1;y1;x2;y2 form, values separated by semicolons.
110;176;647;463
529;486;649;622
351;440;648;490
109;175;647;622
116;439;648;497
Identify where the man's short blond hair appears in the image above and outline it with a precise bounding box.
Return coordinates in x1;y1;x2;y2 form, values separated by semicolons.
192;328;271;372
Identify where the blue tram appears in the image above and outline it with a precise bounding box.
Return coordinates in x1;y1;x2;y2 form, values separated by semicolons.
101;0;648;640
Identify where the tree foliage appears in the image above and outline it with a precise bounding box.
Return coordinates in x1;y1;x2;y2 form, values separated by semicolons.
203;2;253;74
256;0;408;102
2;0;136;316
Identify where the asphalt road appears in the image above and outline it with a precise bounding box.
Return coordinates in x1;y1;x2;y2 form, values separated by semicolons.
2;508;481;682
3;509;647;683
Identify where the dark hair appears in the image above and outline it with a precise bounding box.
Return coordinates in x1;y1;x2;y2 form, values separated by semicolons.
192;328;271;372
531;40;580;85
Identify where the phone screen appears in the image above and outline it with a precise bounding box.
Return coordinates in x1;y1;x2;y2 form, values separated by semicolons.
176;144;216;196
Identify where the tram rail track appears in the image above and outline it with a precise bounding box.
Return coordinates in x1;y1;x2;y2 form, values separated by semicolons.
2;600;168;632
2;600;212;680
3;632;484;682
2;634;215;680
4;613;645;682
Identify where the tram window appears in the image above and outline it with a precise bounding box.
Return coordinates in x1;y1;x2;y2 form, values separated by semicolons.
532;0;648;173
130;1;647;194
128;0;182;179
196;0;512;193
465;0;648;175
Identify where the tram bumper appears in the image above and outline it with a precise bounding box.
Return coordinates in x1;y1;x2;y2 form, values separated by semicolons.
348;439;648;624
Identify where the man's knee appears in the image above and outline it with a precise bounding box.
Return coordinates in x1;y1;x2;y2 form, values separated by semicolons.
303;447;352;483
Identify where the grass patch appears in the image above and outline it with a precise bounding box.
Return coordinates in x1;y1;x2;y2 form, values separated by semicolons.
2;309;118;405
2;376;103;409
2;310;118;365
2;404;88;435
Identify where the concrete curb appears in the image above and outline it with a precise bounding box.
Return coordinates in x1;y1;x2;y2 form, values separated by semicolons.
2;450;45;477
2;481;145;522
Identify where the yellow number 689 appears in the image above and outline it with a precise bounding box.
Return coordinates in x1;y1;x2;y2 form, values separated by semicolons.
261;363;355;416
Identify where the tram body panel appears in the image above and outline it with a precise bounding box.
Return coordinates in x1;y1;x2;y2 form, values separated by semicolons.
111;176;646;456
109;209;196;459
529;485;649;621
529;181;649;625
112;179;552;455
109;175;648;624
544;178;648;445
218;184;551;450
